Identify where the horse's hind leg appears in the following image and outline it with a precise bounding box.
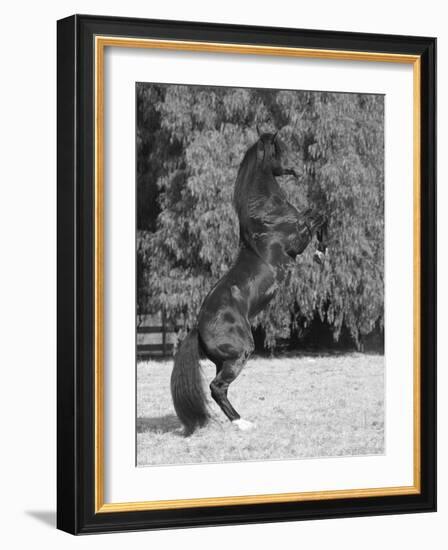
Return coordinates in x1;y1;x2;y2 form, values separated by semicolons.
210;349;254;431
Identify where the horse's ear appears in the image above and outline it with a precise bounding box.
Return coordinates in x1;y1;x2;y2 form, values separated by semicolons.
272;131;279;143
256;124;261;137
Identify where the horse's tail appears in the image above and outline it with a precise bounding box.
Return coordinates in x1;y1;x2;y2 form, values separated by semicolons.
170;328;210;435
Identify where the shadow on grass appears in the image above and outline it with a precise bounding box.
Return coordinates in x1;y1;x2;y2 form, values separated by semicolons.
137;414;183;435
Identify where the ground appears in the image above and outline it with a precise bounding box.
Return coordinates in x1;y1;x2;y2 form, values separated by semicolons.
137;353;384;466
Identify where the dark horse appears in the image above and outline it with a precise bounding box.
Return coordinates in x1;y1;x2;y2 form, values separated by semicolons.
171;132;328;434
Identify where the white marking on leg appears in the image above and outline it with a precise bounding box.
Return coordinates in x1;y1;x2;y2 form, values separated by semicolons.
313;250;326;265
232;419;255;431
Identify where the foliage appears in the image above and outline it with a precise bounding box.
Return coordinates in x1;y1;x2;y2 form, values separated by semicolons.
136;83;384;350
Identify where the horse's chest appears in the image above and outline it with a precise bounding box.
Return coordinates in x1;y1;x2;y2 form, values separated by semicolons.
256;276;279;306
263;281;279;300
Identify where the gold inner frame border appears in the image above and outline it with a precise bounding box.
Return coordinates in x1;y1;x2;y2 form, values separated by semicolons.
94;35;421;513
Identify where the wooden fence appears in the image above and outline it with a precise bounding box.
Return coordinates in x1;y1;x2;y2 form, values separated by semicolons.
137;312;181;358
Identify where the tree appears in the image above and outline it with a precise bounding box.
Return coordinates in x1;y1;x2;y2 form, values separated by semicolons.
137;83;384;350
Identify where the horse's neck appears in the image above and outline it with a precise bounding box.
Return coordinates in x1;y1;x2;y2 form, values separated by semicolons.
239;168;279;203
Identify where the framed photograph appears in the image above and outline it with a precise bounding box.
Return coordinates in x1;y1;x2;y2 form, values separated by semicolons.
57;14;436;534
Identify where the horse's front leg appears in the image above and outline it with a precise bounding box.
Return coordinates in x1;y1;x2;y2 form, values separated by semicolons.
280;167;299;178
313;219;328;265
290;210;328;261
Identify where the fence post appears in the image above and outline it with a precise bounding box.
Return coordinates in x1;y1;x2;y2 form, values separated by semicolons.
162;309;167;356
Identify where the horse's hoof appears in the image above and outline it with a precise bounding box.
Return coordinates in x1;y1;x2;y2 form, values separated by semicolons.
232;419;255;431
313;250;326;265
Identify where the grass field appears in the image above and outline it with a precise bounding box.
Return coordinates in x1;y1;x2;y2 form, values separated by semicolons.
137;353;384;466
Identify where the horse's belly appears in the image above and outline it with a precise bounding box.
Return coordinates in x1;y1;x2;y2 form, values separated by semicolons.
198;303;252;362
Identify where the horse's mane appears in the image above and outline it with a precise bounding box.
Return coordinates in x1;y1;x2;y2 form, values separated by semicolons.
233;142;259;218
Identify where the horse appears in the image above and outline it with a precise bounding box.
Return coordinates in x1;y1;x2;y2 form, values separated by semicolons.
170;131;328;434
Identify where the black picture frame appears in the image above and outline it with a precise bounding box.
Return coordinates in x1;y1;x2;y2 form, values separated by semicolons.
57;14;436;535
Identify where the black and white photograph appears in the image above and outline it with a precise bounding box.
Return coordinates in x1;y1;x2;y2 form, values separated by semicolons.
136;82;385;466
0;0;442;545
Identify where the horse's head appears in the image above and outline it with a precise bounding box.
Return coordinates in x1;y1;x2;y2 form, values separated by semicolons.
256;131;298;178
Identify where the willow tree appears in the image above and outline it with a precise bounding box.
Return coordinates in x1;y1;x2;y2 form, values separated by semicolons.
137;83;384;350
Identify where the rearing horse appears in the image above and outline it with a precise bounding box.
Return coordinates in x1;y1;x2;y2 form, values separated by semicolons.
171;132;328;434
